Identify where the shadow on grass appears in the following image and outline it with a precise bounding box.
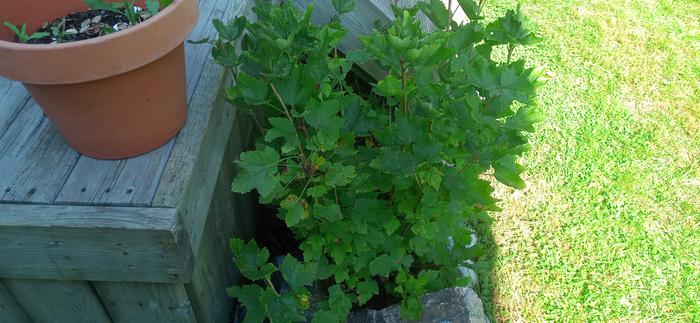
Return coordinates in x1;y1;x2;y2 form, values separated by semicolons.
470;214;499;322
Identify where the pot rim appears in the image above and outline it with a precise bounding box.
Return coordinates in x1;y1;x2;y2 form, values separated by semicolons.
0;0;180;50
0;0;199;85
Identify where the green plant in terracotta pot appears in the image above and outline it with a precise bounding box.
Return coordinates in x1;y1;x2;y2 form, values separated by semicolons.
0;0;196;159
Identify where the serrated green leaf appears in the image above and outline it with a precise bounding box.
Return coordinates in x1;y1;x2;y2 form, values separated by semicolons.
324;163;356;187
307;185;331;198
486;5;542;46
370;147;417;177
280;256;317;290
493;155;526;189
260;289;305;323
418;167;443;190
456;0;482;20
356;280;379;304
226;285;265;323
301;236;326;262
505;105;544;132
273;67;313;106
328;285;353;317
449;22;484;50
232;146;281;197
409;236;431;257
265;117;298;154
375;75;403;97
384;217;400;235
305;99;344;148
313;202;342;221
417;0;450;30
368;254;394;277
230;239;277;281
331;0;355;15
283;202;305;226
400;295;423;320
236;72;269;105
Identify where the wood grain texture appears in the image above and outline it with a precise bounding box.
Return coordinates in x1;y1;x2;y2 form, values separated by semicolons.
55;141;174;207
94;282;197;323
0;79;31;139
0;204;193;283
186;114;257;323
0;101;80;204
0;281;31;323
3;279;111;323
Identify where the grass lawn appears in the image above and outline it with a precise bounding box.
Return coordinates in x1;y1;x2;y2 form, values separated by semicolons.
469;0;700;321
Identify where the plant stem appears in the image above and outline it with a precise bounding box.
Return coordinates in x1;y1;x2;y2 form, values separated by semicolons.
264;277;280;297
230;66;239;84
269;82;309;167
413;173;424;193
447;0;453;31
507;44;516;64
478;0;487;15
400;60;408;115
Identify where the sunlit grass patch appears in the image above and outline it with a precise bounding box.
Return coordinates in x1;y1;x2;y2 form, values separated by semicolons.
471;0;700;321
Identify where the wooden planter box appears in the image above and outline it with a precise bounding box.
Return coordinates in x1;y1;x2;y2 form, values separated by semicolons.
0;1;256;322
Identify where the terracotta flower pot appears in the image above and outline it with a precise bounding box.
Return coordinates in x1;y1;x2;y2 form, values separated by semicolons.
0;0;199;159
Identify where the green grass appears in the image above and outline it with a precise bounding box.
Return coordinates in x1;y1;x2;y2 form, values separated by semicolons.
470;0;700;321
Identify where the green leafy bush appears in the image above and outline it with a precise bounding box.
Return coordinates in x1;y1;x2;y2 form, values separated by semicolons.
212;0;543;321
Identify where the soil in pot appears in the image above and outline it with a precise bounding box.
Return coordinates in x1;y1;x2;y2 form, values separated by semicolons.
13;7;153;44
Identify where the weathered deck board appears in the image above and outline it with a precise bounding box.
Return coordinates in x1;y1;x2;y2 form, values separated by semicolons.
55;142;174;207
0;101;80;204
0;281;31;323
3;279;112;323
0;79;30;139
0;204;193;283
94;282;197;323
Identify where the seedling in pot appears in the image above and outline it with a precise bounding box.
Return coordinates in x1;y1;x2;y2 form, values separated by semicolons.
3;22;49;43
50;26;78;43
49;19;78;43
84;0;171;25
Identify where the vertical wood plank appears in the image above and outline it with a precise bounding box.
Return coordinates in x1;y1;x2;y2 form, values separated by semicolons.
3;279;111;323
93;282;197;323
186;115;257;323
0;281;31;323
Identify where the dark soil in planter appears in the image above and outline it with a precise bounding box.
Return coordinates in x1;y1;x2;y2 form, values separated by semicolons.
254;203;302;259
20;8;151;44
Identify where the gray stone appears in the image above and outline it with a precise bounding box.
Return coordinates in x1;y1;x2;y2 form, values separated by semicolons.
347;287;488;323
